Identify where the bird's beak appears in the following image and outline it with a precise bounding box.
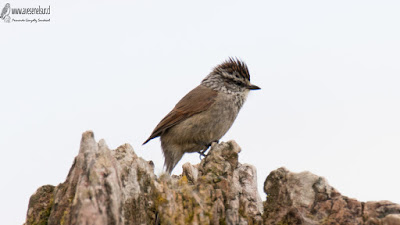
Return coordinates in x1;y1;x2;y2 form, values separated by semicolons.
247;84;261;90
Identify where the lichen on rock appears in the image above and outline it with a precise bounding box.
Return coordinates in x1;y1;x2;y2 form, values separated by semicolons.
25;131;400;225
263;167;400;225
25;131;263;225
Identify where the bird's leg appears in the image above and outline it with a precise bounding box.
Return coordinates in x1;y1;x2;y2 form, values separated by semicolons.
199;150;207;158
198;147;208;160
198;140;219;160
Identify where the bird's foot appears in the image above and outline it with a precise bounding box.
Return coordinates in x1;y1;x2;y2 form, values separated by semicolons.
198;149;208;160
198;140;219;160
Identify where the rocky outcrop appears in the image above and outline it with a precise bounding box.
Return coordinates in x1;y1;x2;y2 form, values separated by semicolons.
25;131;262;225
25;131;400;225
263;168;400;225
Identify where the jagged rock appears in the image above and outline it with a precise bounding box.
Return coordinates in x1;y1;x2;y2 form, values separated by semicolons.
25;131;400;225
263;167;400;225
25;185;55;225
25;131;263;225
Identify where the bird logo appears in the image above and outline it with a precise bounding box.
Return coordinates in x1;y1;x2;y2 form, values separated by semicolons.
0;3;11;23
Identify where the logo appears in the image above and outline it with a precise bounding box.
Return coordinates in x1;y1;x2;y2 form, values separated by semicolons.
0;3;10;23
0;2;51;23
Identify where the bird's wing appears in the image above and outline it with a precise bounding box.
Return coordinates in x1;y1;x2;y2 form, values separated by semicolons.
143;85;218;145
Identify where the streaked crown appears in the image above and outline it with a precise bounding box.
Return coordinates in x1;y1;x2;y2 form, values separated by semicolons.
213;58;251;81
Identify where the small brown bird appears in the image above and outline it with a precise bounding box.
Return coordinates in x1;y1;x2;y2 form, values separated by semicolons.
0;3;10;20
143;58;260;173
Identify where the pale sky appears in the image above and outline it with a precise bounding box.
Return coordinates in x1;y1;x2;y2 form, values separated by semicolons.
1;1;400;224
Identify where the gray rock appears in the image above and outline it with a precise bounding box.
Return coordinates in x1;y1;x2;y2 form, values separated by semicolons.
25;131;263;225
24;131;400;225
263;167;400;225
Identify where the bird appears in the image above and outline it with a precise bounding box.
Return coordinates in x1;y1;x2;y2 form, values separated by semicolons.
0;3;10;20
143;58;260;174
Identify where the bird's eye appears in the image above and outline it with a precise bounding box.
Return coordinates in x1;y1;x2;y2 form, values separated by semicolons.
234;80;243;86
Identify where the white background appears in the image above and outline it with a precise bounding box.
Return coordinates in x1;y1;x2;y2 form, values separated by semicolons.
1;1;400;224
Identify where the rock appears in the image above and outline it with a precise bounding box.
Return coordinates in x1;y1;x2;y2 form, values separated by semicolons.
25;185;55;225
263;167;400;225
24;131;400;225
25;131;263;225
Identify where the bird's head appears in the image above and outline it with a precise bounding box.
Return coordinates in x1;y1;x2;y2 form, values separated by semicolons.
202;58;261;94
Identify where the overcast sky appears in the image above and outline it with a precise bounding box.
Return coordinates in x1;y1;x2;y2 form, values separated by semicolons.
1;0;400;224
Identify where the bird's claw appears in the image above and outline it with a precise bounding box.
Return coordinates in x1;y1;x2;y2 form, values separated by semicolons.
198;140;219;160
199;150;207;160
